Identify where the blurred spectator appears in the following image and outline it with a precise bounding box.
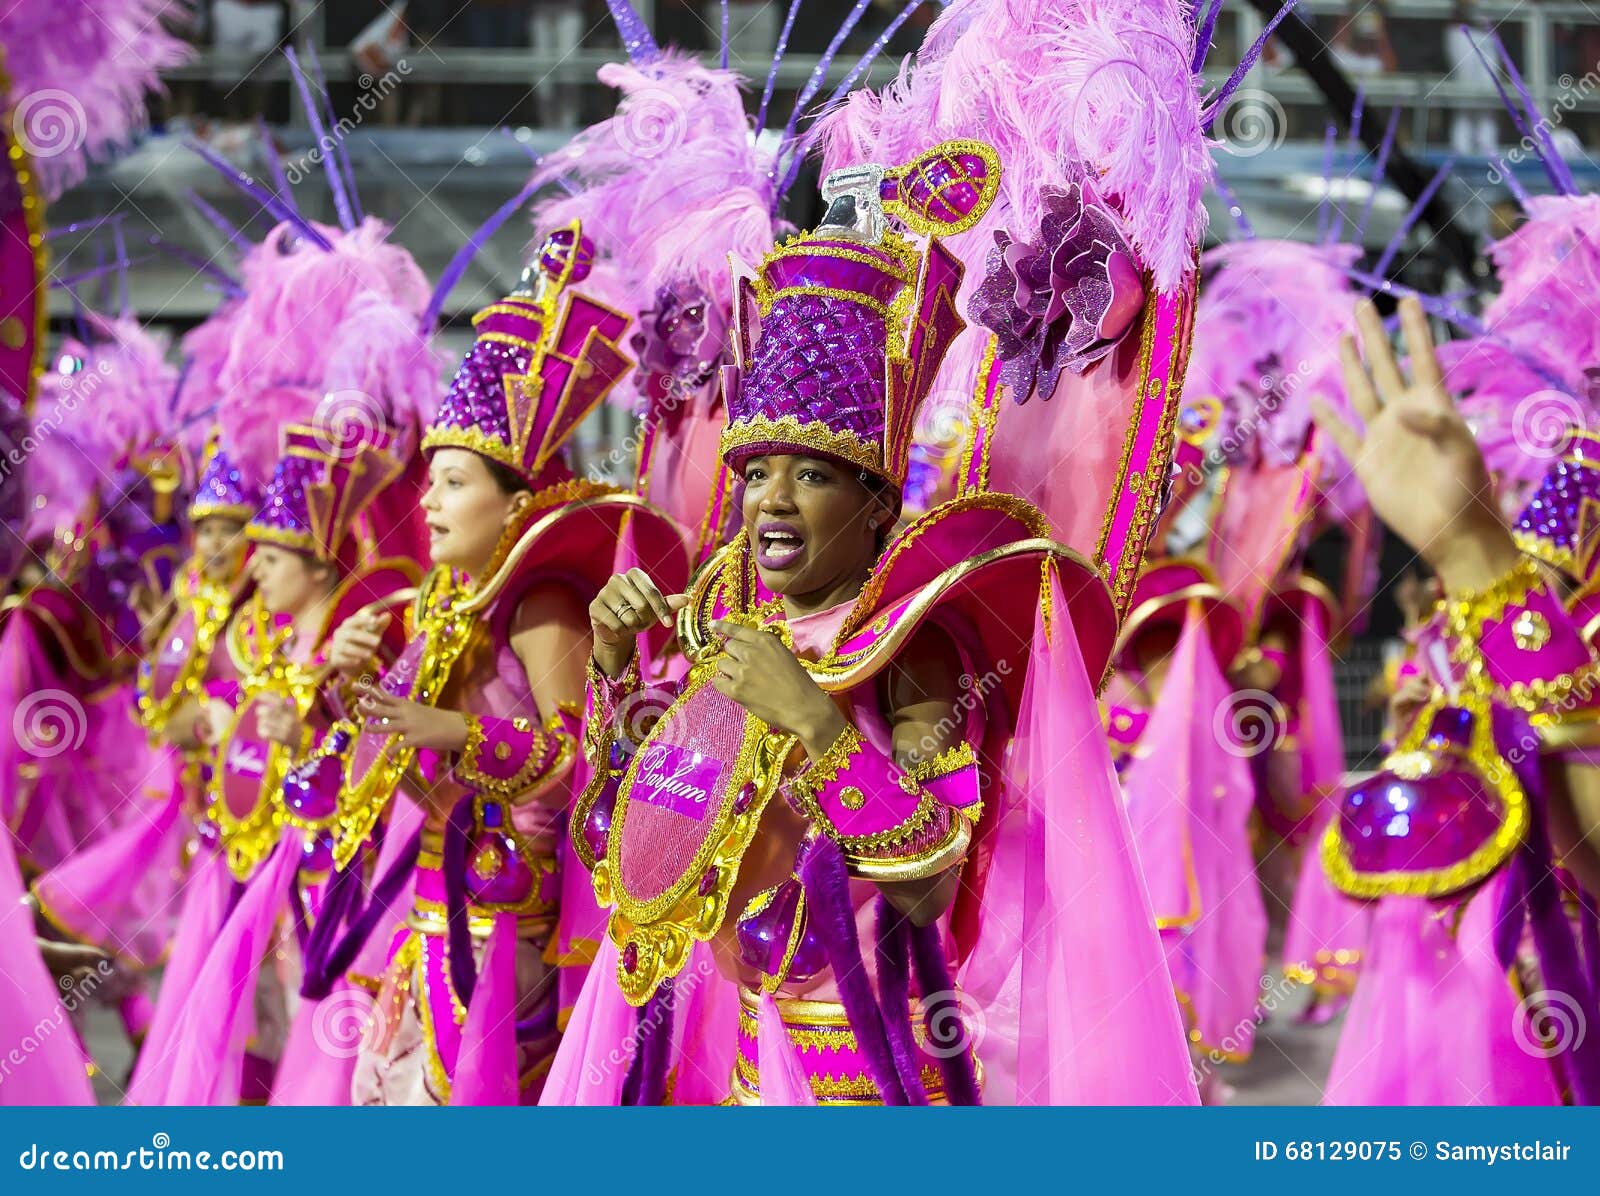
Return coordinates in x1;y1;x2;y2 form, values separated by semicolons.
1444;2;1497;155
210;0;287;122
1330;1;1396;77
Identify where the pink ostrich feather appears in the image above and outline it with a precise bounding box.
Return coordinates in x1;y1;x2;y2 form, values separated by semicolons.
183;217;438;486
0;1;195;199
28;314;178;540
812;0;1210;417
816;0;1209;293
1187;240;1361;473
529;52;780;306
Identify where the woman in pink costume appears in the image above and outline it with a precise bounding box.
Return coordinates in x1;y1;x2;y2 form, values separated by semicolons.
29;439;258;1046
1316;296;1600;1104
1107;558;1266;1094
272;226;688;1107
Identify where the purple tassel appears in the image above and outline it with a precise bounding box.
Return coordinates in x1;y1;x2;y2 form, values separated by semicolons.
757;0;807;132
821;0;927;112
1580;895;1600;1004
300;830;422;1000
779;0;926;205
1204;0;1298;127
185;187;249;249
872;898;931;1106
1497;706;1600;1104
285;48;357;232
1372;159;1455;279
185;138;333;250
1191;0;1226;75
605;0;660;63
1315;122;1337;245
798;835;909;1104
421;176;542;333
141;236;245;299
443;797;479;1008
908;921;982;1106
1354;105;1401;245
620;978;675;1105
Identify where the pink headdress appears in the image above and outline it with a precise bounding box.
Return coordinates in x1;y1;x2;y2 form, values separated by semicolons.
814;0;1221;615
0;0;194;199
184;217;442;491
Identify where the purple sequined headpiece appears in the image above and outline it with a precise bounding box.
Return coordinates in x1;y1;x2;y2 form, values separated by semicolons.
719;141;1000;489
189;432;260;524
249;423;403;562
1512;426;1600;583
423;222;633;488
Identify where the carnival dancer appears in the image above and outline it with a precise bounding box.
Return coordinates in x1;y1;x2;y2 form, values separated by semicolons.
120;208;442;1107
541;123;1202;1104
28;437;257;1050
1107;558;1265;1096
1316;295;1600;1104
273;225;688;1106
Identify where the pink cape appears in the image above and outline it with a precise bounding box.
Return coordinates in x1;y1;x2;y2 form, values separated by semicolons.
270;797;424;1106
1282;601;1371;994
447;913;521;1106
126;835;304;1105
0;828;93;1105
1122;616;1267;1060
31;761;185;969
959;570;1199;1104
1323;872;1560;1105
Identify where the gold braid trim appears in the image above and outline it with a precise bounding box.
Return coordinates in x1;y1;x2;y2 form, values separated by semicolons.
1442;556;1544;660
903;739;977;782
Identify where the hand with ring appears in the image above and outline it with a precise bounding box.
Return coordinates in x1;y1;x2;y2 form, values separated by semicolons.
589;568;688;679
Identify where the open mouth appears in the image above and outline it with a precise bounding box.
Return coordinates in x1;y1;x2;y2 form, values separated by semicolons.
756;522;805;570
426;520;449;539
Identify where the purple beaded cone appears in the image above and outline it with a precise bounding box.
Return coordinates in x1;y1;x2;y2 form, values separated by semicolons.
248;450;323;553
1513;428;1600;582
190;442;260;523
722;239;905;479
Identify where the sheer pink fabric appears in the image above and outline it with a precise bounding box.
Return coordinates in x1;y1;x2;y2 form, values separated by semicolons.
32;770;184;968
1324;873;1560;1105
270;797;423;1106
538;938;638;1105
448;912;520;1105
756;992;817;1106
1282;602;1371;989
962;570;1199;1104
0;829;93;1105
126;836;302;1105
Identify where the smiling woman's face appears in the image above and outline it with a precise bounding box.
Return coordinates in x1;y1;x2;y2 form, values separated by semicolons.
739;453;893;606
